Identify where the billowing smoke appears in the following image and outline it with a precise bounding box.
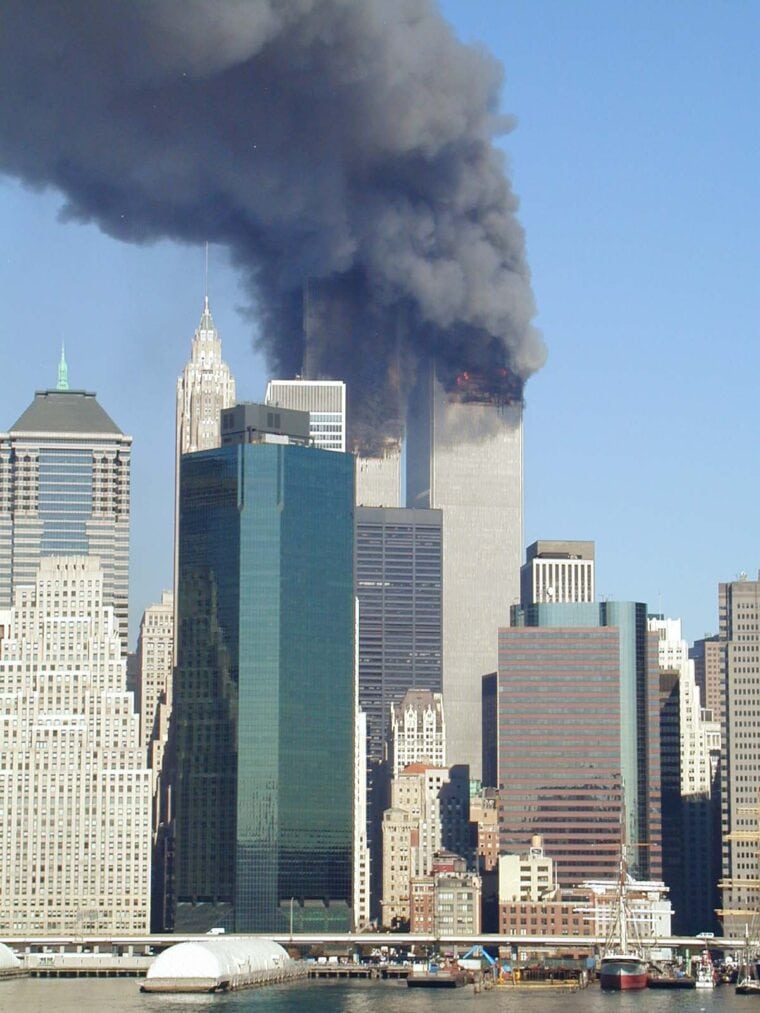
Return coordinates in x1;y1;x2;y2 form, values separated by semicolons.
0;0;545;452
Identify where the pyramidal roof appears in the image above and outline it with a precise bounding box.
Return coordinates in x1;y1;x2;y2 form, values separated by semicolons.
10;390;124;436
198;296;216;334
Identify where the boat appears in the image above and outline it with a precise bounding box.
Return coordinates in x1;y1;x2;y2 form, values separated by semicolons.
647;965;695;989
694;950;716;989
598;854;649;991
600;954;649;991
735;927;760;994
406;962;465;988
736;976;760;995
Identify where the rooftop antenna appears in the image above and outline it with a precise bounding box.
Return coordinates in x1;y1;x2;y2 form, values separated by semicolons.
302;278;315;379
204;241;209;311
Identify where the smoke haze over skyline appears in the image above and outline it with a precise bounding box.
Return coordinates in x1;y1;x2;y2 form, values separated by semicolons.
2;1;757;648
0;0;544;450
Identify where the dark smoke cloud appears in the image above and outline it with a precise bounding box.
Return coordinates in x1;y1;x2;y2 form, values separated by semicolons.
0;0;545;452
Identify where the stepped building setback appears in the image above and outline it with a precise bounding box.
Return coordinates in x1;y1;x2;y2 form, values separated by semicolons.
0;556;151;934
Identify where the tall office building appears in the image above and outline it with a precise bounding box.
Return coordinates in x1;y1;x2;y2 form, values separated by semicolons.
653;618;722;931
0;556;151;933
355;507;443;765
265;377;400;505
136;591;174;752
354;706;371;929
171;404;355;932
176;298;237;458
691;634;723;727
174;300;236;650
0;362;132;648
496;597;662;886
648;616;718;796
388;689;446;777
355;444;402;508
265;378;346;451
521;540;595;606
355;505;442;918
406;364;523;777
135;589;175;889
718;576;760;936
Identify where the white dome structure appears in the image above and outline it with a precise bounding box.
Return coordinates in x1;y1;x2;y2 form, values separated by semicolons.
142;937;303;993
0;943;22;977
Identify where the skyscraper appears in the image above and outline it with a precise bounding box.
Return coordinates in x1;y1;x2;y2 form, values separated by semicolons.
691;634;723;727
496;597;662;886
136;590;174;751
265;376;400;505
355;507;443;765
718;576;760;936
406;364;523;777
355;444;402;508
648;616;717;797
171;405;355;932
651;615;721;935
0;556;151;934
174;299;237;654
0;359;132;647
520;540;595;606
388;689;446;776
176;298;236;458
265;378;346;451
355;505;443;918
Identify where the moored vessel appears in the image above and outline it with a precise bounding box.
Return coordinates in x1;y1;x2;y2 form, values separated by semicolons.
647;966;695;989
599;954;649;991
694;950;716;989
406;962;465;988
598;848;649;992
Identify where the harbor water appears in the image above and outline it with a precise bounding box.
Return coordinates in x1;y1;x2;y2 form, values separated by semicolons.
0;977;755;1013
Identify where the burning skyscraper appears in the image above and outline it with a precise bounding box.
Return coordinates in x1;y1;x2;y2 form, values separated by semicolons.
406;362;523;778
0;0;546;459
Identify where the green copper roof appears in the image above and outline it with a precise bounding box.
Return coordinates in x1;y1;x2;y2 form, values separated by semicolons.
10;390;124;435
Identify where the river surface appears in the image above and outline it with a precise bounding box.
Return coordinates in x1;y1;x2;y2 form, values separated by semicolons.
1;978;757;1013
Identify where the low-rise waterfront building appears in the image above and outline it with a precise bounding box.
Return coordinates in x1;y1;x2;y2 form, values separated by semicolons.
410;853;481;934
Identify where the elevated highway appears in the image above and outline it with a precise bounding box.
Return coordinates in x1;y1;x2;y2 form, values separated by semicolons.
0;931;736;955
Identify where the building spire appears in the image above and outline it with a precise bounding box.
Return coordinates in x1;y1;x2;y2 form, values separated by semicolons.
57;343;69;390
199;242;214;331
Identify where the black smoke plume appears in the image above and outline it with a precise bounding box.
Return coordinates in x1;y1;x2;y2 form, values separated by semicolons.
0;0;545;452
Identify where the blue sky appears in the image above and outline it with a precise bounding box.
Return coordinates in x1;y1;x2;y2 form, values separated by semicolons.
2;1;758;646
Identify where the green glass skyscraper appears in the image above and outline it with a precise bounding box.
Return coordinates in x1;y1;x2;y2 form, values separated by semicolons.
171;426;355;933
